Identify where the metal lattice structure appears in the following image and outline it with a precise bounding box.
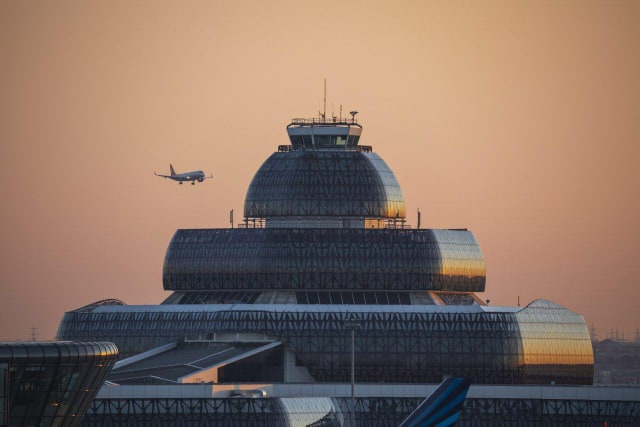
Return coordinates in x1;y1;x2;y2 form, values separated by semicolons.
56;114;608;424
81;398;289;426
81;396;640;426
244;151;405;219
162;228;486;293
58;302;593;385
0;342;119;426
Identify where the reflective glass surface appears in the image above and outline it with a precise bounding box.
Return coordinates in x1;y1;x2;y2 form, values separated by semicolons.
162;228;486;292
58;302;593;385
244;151;405;218
295;291;412;305
0;342;118;426
84;395;640;426
516;300;594;383
0;363;6;426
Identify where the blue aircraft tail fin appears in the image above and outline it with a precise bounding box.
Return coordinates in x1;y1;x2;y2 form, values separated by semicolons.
169;164;176;176
399;377;471;427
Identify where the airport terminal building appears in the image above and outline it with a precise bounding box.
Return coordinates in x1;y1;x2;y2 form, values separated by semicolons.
57;116;639;425
0;341;118;426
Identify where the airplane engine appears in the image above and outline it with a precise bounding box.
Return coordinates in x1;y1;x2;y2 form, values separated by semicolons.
198;177;205;182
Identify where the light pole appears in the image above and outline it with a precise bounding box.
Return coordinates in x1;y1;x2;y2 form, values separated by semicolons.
344;318;360;426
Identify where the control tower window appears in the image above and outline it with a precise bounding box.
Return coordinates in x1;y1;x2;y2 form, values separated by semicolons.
289;134;353;148
289;135;302;146
289;135;314;149
316;135;330;147
315;135;347;147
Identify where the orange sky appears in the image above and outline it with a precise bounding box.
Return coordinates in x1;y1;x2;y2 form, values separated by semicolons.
1;1;639;341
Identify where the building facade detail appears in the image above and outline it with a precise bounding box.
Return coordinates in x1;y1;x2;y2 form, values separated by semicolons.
58;115;593;386
52;113;622;425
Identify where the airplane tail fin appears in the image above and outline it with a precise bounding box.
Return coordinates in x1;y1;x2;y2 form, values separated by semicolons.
170;164;176;176
399;377;471;427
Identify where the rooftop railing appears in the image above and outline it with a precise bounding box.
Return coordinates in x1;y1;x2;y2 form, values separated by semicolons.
278;145;372;153
289;117;360;126
236;217;411;229
236;218;266;229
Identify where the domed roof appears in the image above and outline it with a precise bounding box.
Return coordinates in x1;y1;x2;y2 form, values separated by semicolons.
244;150;405;218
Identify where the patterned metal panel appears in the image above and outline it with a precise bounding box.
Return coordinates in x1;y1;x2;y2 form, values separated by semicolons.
516;300;595;384
57;302;593;385
244;151;405;218
0;342;118;426
82;396;640;426
162;228;485;293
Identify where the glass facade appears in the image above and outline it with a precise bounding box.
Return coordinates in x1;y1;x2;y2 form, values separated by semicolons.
82;396;640;427
289;133;358;149
162;228;486;293
58;302;593;385
516;300;594;383
0;363;6;426
295;291;413;305
56;114;599;424
0;342;118;426
82;398;289;426
244;151;405;219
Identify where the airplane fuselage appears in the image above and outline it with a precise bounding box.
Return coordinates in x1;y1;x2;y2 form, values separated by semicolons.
155;165;212;184
168;171;206;182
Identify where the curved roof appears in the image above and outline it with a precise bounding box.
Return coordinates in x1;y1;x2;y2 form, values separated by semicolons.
163;228;485;293
244;150;405;219
73;298;126;312
57;302;593;384
0;341;119;361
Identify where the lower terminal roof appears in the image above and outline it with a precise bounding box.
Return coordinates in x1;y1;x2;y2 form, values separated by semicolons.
109;340;281;385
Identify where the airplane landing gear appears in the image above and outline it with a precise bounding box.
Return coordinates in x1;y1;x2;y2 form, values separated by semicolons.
191;181;196;185
179;182;183;185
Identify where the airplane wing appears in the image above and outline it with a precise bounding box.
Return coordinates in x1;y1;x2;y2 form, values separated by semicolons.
399;377;471;427
154;172;172;178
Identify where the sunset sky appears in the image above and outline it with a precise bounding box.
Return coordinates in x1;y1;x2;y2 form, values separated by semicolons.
1;1;639;341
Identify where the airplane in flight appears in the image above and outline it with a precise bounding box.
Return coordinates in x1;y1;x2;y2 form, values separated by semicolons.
154;164;213;185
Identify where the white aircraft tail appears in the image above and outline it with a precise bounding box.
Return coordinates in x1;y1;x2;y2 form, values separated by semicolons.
169;164;176;176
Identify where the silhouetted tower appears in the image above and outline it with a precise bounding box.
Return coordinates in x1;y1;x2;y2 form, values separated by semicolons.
589;323;598;342
29;323;37;342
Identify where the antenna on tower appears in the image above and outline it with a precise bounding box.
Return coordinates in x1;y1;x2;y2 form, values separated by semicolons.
323;78;327;123
30;322;37;342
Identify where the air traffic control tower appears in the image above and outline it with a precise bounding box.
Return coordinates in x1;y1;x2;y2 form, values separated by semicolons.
54;113;630;426
59;113;593;386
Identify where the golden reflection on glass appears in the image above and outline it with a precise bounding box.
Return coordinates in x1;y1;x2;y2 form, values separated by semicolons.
517;301;594;371
440;258;485;278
